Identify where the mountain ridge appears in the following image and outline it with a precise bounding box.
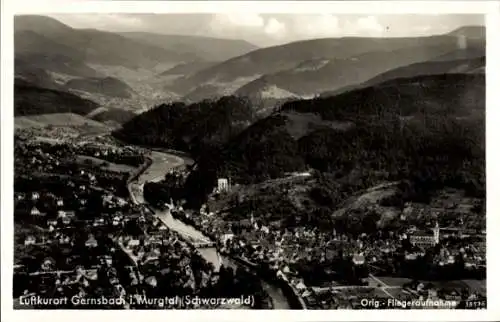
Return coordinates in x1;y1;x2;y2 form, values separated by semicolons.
320;55;485;98
117;73;484;210
14;15;199;69
169;30;485;100
119;32;259;62
235;43;485;99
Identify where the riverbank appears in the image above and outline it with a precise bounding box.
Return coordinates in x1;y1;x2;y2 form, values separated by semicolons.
169;212;306;309
127;157;153;184
229;255;307;310
126;148;303;309
111;136;194;165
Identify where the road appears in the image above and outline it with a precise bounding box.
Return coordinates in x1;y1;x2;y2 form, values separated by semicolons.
130;151;220;268
369;274;395;297
127;149;293;309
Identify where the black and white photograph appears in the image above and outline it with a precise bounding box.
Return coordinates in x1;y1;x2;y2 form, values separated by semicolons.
1;0;498;319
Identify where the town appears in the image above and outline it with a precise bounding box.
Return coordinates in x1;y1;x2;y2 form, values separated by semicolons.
13;125;487;310
145;170;486;309
13;129;270;309
14;126;487;309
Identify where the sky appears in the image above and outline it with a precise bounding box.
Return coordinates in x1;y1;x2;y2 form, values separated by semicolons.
47;13;485;47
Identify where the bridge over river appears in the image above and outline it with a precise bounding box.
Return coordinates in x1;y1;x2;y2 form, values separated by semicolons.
127;150;294;309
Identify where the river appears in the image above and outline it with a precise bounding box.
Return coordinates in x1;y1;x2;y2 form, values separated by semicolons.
128;150;292;309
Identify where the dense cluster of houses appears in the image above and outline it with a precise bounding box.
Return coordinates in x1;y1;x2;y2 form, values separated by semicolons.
14;138;142;307
14;137;267;309
13;131;487;309
115;214;217;304
166;179;486;309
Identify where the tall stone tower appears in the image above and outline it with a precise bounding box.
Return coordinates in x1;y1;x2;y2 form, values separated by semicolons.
433;221;440;245
217;178;229;193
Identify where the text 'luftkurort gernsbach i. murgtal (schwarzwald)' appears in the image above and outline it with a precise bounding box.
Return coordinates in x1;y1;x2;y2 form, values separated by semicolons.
13;13;486;310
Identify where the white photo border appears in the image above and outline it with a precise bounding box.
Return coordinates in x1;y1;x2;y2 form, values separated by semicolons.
2;1;499;321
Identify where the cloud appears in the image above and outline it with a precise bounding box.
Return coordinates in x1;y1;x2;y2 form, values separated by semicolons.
210;13;265;30
49;14;144;30
46;13;485;47
291;14;341;38
106;14;144;27
356;16;384;33
264;18;286;37
414;25;432;32
209;14;286;41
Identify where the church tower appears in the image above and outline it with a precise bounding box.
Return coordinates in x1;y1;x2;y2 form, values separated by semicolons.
433;221;440;245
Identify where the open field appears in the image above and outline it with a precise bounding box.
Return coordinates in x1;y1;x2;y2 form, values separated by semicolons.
75;155;137;173
368;275;485;295
462;279;486;293
15;113;112;139
283;111;354;139
368;276;413;287
15;113;109;129
431;279;486;294
383;287;411;298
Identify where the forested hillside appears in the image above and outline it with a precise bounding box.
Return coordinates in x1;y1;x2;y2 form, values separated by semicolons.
117;74;485;210
114;96;256;156
15;82;99;116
